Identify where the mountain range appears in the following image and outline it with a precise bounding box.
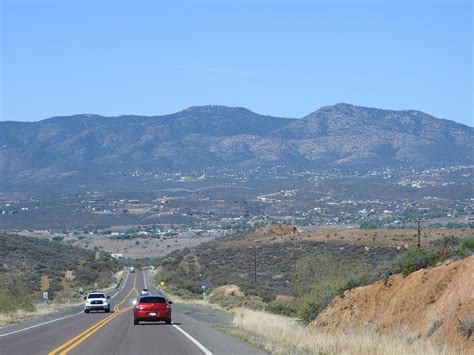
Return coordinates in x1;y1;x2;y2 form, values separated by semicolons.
0;103;472;186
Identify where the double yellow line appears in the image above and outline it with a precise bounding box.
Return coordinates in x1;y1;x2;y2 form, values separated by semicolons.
49;277;139;355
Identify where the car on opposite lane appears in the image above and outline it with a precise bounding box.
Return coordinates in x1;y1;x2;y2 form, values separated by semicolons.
133;295;172;325
84;291;111;313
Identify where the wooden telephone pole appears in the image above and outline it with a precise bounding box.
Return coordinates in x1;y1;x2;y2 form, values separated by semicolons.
253;246;257;286
292;245;298;297
211;262;215;285
416;219;422;248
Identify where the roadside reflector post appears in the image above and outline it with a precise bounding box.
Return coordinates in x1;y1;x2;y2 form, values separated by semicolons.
201;284;208;300
42;291;48;305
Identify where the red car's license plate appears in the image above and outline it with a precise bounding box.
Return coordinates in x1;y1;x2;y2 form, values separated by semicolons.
149;312;156;316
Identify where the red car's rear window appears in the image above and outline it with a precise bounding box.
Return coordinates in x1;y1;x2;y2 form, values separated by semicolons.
139;297;167;303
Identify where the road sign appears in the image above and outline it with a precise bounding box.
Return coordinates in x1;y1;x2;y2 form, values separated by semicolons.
42;291;48;304
160;280;165;286
201;284;208;289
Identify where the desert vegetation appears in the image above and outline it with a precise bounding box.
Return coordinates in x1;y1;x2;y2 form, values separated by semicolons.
155;226;473;353
157;226;473;325
0;233;120;315
226;308;459;355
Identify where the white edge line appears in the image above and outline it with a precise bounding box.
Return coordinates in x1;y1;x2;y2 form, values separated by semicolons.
172;324;213;355
143;270;147;289
111;271;129;299
0;271;130;338
0;311;84;337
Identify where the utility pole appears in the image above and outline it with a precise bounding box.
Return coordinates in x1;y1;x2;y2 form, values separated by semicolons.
253;246;257;286
211;262;215;285
416;219;422;248
292;245;298;297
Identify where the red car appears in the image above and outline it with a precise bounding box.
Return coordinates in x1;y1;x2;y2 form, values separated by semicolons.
133;295;172;325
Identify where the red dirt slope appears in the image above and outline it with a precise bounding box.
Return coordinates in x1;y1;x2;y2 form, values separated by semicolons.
311;256;474;352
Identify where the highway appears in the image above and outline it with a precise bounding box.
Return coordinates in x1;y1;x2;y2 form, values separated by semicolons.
0;271;265;355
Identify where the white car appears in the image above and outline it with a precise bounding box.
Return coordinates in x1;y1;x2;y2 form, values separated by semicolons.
141;288;150;296
84;291;111;313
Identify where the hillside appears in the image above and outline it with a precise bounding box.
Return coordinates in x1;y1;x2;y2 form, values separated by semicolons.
273;103;473;167
155;227;473;353
0;234;120;314
158;226;473;326
158;226;404;303
1;104;472;187
311;256;474;352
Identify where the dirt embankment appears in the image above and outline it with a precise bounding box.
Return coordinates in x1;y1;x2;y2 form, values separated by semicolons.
255;224;301;236
311;256;474;352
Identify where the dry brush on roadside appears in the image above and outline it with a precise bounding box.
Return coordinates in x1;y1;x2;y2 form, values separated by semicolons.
227;308;460;355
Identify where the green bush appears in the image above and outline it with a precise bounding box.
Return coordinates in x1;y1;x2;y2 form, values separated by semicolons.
340;277;368;291
0;273;35;314
267;300;298;317
208;288;244;309
295;293;337;324
457;239;474;257
287;252;378;323
0;233;120;303
394;236;474;276
397;249;440;276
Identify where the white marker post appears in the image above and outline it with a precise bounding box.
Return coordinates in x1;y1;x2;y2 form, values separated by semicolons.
201;284;208;300
42;291;48;305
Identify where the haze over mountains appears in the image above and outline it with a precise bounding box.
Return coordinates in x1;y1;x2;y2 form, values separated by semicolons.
1;103;472;187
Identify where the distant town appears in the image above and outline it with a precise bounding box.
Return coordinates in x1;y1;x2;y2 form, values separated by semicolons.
1;165;472;235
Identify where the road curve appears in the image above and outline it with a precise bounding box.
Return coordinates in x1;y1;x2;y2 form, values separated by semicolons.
0;271;265;355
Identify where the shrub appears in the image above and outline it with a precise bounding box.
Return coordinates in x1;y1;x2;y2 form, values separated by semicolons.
394;236;474;276
0;273;35;314
290;252;377;323
208;287;244;309
340;277;368;291
458;313;474;339
267;300;298;317
397;249;440;276
296;293;335;324
456;239;474;257
426;317;443;337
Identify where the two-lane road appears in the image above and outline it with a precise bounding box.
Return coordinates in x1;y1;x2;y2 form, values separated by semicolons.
0;271;265;355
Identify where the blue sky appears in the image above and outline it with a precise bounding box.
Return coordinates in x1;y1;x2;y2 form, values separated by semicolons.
1;0;472;126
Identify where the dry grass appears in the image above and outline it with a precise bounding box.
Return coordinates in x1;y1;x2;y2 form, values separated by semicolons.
229;308;462;355
0;300;83;326
221;227;473;250
74;235;215;259
156;286;229;313
0;270;125;326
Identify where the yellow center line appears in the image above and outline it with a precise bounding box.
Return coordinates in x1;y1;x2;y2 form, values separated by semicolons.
58;309;132;355
48;275;139;355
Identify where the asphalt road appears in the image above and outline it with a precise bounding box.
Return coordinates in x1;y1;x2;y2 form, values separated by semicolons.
0;271;265;355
